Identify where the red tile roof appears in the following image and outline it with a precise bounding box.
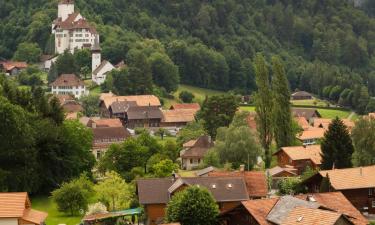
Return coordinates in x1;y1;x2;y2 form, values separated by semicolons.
209;171;268;198
88;118;123;128
242;198;279;225
281;207;346;225
0;61;28;71
162;109;197;123
170;103;200;110
275;145;322;165
50;74;85;87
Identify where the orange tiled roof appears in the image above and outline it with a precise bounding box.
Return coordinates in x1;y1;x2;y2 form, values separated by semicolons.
313;118;354;130
209;171;268;197
296;192;368;225
170;103;200;110
0;61;28;71
22;209;48;224
318;165;375;190
102;95;161;108
162;109;197;123
50;74;85;87
182;139;198;148
281;206;344;225
276;145;322;165
242;198;279;225
88;118;123;128
297;127;325;141
295;116;310;130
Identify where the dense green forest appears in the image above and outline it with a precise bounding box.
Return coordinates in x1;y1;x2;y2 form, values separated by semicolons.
1;0;375;113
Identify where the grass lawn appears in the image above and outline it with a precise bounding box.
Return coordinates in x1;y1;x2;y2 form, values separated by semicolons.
239;106;255;112
31;196;82;225
90;85;102;95
173;84;224;103
178;170;198;177
291;98;328;107
317;108;352;119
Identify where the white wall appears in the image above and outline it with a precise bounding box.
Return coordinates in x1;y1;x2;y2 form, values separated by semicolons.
51;85;88;99
92;52;101;72
92;61;115;85
0;218;18;225
58;3;74;21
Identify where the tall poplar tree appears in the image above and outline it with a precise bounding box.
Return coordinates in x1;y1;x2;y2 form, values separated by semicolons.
254;54;273;168
321;117;354;170
271;56;294;148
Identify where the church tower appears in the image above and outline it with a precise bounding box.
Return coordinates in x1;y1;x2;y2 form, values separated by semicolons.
58;0;75;21
91;36;101;72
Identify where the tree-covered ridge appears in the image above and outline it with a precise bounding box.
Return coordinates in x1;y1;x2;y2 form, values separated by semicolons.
1;0;375;111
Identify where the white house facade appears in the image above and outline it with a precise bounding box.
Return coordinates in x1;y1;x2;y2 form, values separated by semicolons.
92;60;115;85
52;0;99;54
51;74;88;98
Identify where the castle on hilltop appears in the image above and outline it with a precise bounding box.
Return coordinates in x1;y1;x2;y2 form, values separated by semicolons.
51;0;115;85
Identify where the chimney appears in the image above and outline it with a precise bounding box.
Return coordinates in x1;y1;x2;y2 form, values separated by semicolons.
92;122;96;129
239;164;245;172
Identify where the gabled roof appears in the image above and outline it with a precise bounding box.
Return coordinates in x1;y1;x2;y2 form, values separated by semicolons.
162;109;197;123
0;61;28;71
209;171;268;198
313;118;354;130
182;139;198;148
180;136;213;158
50;74;85;87
274;145;322;165
137;177;249;205
93;60;114;75
127;106;163;120
318;165;375;190
92;126;131;142
291;91;313;97
292;108;321;119
110;100;137;114
233;192;367;225
88;118;123;128
267;166;297;177
295;116;310;130
281;207;352;225
170;103;200;110
196;166;217;177
297;127;325;141
266;196;320;224
102;95;161;108
0;192;47;224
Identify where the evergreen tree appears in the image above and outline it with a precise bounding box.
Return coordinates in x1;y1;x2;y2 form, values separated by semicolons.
48;62;58;84
321;117;354;170
127;52;153;94
55;50;79;75
271;56;294;148
254;54;273;168
48;96;65;125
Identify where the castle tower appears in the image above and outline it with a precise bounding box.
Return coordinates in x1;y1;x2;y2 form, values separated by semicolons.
91;36;101;72
58;0;75;21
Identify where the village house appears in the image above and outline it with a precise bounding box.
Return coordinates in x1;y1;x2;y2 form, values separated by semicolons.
0;192;48;225
137;176;249;225
180;136;214;170
292;108;321;122
39;55;58;71
52;0;98;54
273;145;322;175
88;118;131;159
169;103;200;111
55;94;83;119
50;74;88;98
297;127;325;145
208;169;268;199
219;192;368;225
160;103;200;127
291;91;313;100
0;61;28;75
303;165;375;214
313;118;355;131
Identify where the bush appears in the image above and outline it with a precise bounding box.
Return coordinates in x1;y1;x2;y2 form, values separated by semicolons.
277;177;305;195
179;91;195;103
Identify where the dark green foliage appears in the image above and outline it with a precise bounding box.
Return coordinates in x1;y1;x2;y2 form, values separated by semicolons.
319;175;331;193
254;54;273;168
179;91;195;103
165;186;219;225
271;56;295;148
277;177;305;195
80;94;100;117
13;42;42;63
198;95;239;138
48;63;58;84
321;117;354;170
351;118;375;166
176;120;206;146
56;50;79;75
149;52;179;93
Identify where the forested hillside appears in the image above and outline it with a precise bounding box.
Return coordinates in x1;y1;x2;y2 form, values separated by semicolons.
1;0;375;112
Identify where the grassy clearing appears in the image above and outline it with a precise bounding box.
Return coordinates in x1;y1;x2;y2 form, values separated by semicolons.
31;196;82;225
291;98;328;107
173;84;224;103
178;170;198;177
317;108;351;119
239;106;255;112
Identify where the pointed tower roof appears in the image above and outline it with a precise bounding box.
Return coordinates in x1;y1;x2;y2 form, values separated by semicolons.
91;35;101;52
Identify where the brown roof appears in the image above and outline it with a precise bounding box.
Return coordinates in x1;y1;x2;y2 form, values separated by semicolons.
209;171;268;198
295;116;310;130
92;126;131;142
292;108;321;120
267;166;297;177
180;136;213;158
275;145;322;165
182;139;197;148
0;61;28;71
102;95;161;108
50;74;85;87
313;118;354;130
236;192;367;225
110;100;137;114
88;118;123;128
281;207;348;225
127;106;163;120
295;192;368;225
56;14;97;34
318;165;375;190
297;127;325;141
170;103;200;110
0;192;47;224
62;101;83;113
137;177;249;205
162;109;197;123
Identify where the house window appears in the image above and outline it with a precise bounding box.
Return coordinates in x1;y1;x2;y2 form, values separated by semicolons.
190;159;193;164
369;188;374;196
372;200;375;208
